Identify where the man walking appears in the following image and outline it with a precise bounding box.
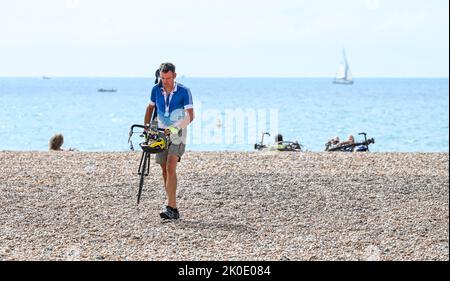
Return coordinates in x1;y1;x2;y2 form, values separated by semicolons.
144;63;194;220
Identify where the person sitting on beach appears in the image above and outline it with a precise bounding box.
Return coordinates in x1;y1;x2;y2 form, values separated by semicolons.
271;134;287;150
49;133;77;151
269;134;302;151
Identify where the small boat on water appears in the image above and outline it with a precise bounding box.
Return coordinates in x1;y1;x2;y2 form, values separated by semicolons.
333;49;354;85
98;88;117;93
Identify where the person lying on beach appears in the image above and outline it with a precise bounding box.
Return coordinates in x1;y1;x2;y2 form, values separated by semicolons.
329;136;340;145
327;135;355;146
337;135;355;147
325;135;355;151
49;133;77;151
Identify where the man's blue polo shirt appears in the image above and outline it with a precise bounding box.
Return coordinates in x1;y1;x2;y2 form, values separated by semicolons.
149;82;193;129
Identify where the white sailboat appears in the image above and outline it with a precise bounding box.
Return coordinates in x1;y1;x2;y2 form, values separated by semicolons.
333;49;354;85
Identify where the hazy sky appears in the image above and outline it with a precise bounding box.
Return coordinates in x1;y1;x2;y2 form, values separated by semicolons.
0;0;448;77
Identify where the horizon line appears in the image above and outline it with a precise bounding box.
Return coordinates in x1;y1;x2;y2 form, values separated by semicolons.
0;76;449;79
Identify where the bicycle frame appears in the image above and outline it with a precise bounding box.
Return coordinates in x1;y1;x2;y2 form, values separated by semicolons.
128;124;167;204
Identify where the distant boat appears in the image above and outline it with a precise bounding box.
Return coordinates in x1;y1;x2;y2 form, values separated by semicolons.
42;76;51;80
333;49;354;85
98;88;117;93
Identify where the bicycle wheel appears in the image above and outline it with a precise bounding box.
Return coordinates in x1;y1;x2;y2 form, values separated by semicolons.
137;152;148;204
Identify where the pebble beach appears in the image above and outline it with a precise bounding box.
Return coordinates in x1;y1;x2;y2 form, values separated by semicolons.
0;151;448;261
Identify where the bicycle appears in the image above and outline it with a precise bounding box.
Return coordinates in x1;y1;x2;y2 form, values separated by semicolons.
128;124;169;204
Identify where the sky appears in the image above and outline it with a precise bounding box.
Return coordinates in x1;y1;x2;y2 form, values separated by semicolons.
0;0;448;77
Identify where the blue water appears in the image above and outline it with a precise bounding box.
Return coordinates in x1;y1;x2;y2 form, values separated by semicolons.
0;77;448;152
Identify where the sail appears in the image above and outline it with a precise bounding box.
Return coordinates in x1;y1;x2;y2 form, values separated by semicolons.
345;66;353;81
335;63;346;79
334;49;353;84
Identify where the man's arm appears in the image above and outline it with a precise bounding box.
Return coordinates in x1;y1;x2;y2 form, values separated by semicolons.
176;108;195;129
144;104;155;125
165;108;195;135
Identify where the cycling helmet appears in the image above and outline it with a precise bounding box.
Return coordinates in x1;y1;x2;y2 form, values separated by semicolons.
140;132;168;153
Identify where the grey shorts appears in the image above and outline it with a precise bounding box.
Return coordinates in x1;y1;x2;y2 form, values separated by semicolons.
155;143;186;164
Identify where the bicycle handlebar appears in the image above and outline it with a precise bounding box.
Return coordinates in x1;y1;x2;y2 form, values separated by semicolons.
130;124;165;132
128;124;167;151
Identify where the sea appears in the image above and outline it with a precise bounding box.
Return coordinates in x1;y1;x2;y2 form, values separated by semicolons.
0;77;448;152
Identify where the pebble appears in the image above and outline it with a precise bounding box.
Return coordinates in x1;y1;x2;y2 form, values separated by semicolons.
0;151;448;260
